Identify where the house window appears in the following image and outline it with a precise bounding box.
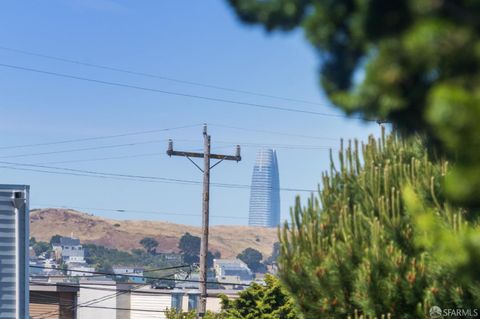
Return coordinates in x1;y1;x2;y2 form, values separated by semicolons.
171;293;183;311
188;294;199;312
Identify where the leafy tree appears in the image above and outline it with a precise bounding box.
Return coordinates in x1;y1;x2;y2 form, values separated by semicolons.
29;237;37;246
84;244;179;273
50;234;62;245
237;248;265;273
178;233;221;268
33;241;51;256
226;0;480;210
165;309;222;319
140;237;159;254
221;275;299;319
179;232;201;256
95;261;113;274
278;132;480;318
265;242;280;265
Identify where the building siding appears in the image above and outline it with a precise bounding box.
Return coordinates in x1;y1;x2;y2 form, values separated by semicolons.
0;185;29;319
130;289;171;319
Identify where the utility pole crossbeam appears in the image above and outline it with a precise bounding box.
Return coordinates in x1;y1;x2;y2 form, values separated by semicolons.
167;124;241;317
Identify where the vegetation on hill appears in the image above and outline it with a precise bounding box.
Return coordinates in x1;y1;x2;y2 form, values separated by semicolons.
139;237;159;254
178;232;220;268
29;237;51;257
85;243;183;272
30;209;278;259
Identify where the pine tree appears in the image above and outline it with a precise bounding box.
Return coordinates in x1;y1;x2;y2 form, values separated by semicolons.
279;130;480;318
221;275;298;319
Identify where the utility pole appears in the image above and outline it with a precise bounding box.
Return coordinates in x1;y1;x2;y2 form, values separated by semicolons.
167;124;241;317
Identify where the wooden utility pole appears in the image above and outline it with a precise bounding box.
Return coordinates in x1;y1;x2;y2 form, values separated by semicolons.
167;124;241;317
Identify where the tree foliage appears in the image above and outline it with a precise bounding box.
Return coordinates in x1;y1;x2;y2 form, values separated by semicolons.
140;237;159;254
84;244;179;273
165;309;222;319
278;132;480;318
178;232;217;267
179;232;201;256
265;242;280;265
226;0;480;209
237;248;266;273
32;241;51;256
50;234;62;245
221;275;298;319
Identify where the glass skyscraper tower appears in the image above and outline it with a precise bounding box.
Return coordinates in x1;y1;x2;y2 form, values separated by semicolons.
248;149;280;227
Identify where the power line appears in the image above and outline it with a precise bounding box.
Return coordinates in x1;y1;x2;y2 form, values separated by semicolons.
33;265;189;318
216;140;333;150
210;123;339;141
30;287;168;319
32;204;248;219
29;265;252;287
0;123;201;150
30;281;231;297
0;160;316;192
38;152;164;165
0;139;167;159
0;45;329;107
31;265;187;318
0;137;332;159
0;62;369;120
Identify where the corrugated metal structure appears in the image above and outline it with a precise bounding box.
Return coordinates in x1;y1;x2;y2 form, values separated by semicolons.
0;184;29;319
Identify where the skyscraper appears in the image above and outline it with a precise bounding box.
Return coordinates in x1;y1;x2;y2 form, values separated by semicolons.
0;184;29;319
248;149;280;227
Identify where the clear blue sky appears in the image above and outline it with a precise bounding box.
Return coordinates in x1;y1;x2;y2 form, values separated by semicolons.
0;0;379;226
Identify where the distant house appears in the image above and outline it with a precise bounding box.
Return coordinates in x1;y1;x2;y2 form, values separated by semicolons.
213;259;254;287
174;272;217;290
158;252;183;263
67;263;96;277
112;266;146;284
53;237;86;264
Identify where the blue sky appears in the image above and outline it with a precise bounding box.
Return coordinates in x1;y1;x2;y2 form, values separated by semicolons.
0;0;379;226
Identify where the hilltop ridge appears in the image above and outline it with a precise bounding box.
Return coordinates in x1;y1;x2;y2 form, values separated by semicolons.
30;208;278;259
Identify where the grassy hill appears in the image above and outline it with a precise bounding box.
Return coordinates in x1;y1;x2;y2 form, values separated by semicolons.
30;208;278;259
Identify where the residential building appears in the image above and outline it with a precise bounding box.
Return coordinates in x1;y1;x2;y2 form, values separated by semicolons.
174;272;217;289
248;149;281;227
53;237;85;264
113;266;146;284
67;263;96;277
0;184;29;319
213;259;253;287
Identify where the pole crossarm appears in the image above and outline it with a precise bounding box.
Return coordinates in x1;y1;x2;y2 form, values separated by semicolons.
167;149;241;162
185;155;204;172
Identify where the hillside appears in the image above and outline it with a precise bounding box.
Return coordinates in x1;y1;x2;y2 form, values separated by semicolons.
30;208;278;259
